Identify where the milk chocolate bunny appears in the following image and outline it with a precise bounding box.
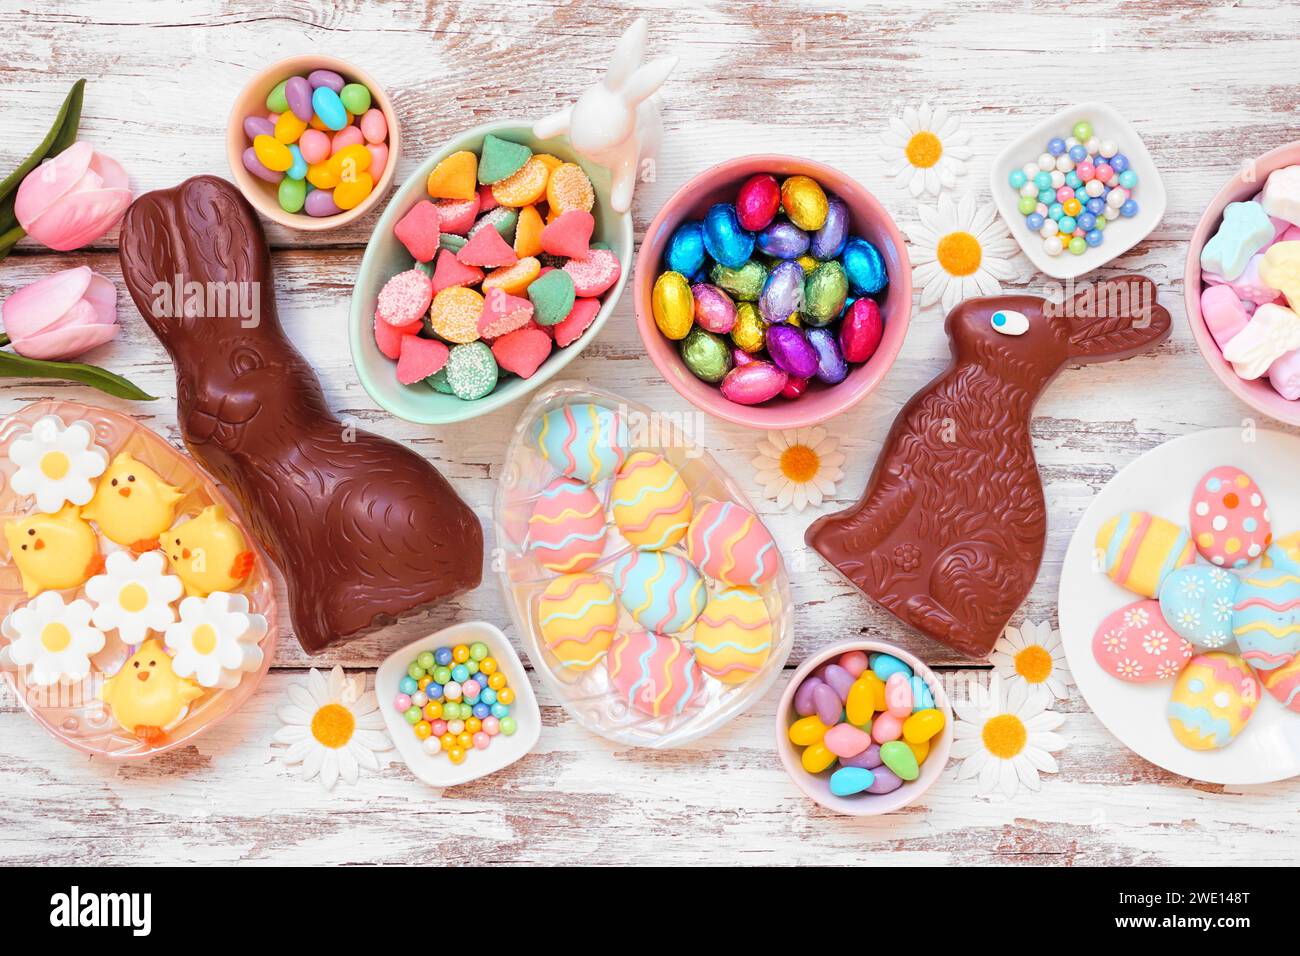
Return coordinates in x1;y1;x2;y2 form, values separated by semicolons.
806;276;1171;658
118;176;483;654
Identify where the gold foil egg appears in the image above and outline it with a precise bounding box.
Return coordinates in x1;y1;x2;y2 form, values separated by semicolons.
781;175;829;231
730;302;766;353
652;271;695;340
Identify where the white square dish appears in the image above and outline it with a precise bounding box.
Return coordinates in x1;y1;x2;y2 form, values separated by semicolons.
990;101;1166;280
376;622;541;788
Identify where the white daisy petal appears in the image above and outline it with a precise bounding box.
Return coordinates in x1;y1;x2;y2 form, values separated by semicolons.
274;666;389;791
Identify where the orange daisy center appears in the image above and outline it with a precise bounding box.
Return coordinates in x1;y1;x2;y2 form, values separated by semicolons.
780;444;820;484
310;703;355;749
1015;645;1053;684
982;713;1027;759
936;231;982;276
906;131;942;169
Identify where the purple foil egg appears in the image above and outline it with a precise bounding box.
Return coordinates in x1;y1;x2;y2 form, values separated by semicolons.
839;743;883;770
813;683;842;726
781;376;808;399
823;663;855;701
307;68;345;92
811;196;849;260
840;298;884;364
807;326;848;384
756;221;810;260
866;766;904;794
766;324;819;379
692;283;738;334
304;188;342;217
720;361;787;405
243;115;276;141
794;676;824;717
285;76;315;122
242;146;282;184
759;260;804;324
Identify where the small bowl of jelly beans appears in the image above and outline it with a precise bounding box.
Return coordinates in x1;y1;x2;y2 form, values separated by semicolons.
775;640;952;815
227;55;400;230
376;623;540;787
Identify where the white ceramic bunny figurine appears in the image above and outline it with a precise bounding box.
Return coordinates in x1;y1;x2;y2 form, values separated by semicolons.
533;17;677;213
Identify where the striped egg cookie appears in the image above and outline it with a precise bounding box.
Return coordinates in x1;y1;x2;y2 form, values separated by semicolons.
536;572;617;672
532;402;625;483
607;631;703;717
612;550;706;634
610;452;692;551
528;478;608;572
692;586;772;683
685;500;778;587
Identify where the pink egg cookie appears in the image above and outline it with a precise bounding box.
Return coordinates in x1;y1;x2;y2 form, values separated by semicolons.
1092;599;1193;683
1189;466;1272;568
527;478;607;573
606;631;703;718
1261;653;1300;713
684;500;779;588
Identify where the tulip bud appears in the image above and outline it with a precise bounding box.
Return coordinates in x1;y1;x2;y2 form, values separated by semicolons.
2;266;120;360
13;142;132;252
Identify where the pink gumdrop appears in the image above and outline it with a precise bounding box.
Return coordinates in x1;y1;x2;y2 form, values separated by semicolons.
1076;161;1095;182
478;183;499;213
462;679;481;698
813;683;842;725
1200;285;1250;350
429;719;447;736
483;716;500;736
472;732;491;750
871;711;903;743
838;650;869;678
298;128;331;165
367;143;389;180
1055;186;1074;204
885;671;912;718
360;108;388;144
823;723;872;759
793;676;824;717
394;693;412;711
332;125;364;154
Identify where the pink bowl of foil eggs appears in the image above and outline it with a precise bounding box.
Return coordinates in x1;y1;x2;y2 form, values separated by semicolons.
634;155;912;430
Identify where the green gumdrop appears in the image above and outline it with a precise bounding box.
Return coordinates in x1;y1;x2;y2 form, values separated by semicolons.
266;79;289;113
439;232;468;253
710;260;767;302
803;260;848;326
278;176;307;214
880;740;920;781
527;269;576;326
470;206;519;244
339;82;372;115
477;134;532;185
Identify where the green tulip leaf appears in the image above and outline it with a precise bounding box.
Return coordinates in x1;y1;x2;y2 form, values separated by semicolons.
0;349;156;401
0;79;86;252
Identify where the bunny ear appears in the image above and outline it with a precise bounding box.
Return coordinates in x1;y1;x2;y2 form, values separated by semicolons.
1063;275;1171;362
623;56;677;107
603;17;648;89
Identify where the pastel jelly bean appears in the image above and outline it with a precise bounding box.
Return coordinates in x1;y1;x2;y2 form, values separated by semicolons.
870;711;902;743
823;723;872;758
360;108;387;145
794;675;825;716
801;741;837;774
265;79;289;113
830;766;875;796
279;176;307;214
242;147;281;184
284;76;313;122
845;677;876;726
286;145;307;181
866;766;903;794
244;115;275;140
822;663;855;702
298;128;331;164
872;653;912;682
879;740;919;781
788;714;828;746
340;83;372;116
839;650;868;677
903;708;944;744
308;68;345;92
908;675;935;711
812;682;842;726
884;672;912;717
838;742;882;770
332;125;364;154
253;134;292;173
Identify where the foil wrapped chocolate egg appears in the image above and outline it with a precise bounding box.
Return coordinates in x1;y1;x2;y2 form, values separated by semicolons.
781;376;809;399
757;221;810;260
680;326;733;383
807;326;848;384
652;271;695;340
803;260;848;326
760;260;805;324
843;236;888;295
780;175;829;231
665;221;707;276
691;282;737;334
766;324;819;379
721;360;787;405
736;173;780;232
710;260;767;302
702;203;755;268
796;254;819;276
840;298;884;363
730;302;766;353
811;196;849;260
733;346;758;367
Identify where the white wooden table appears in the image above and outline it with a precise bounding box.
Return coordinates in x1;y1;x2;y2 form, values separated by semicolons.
1;0;1298;866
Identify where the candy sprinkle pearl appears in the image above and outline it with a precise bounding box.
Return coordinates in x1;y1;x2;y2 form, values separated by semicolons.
394;644;518;763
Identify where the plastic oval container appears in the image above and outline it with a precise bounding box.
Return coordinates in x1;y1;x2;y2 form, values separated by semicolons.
495;381;793;747
0;400;278;759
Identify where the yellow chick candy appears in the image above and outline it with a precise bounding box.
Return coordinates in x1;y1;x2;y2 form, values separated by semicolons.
99;639;202;742
80;452;185;552
5;505;103;598
163;505;255;597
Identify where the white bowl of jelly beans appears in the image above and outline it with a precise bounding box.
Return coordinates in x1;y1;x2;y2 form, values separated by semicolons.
776;640;952;815
375;622;541;787
990;102;1166;280
227;55;399;230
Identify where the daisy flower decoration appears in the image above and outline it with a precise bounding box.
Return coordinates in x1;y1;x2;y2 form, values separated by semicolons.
990;619;1073;703
751;427;845;512
952;672;1066;799
880;103;973;197
274;665;392;791
3;591;105;686
85;550;182;644
8;415;108;514
908;193;1017;314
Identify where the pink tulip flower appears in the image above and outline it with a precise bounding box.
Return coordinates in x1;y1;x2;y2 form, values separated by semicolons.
13;142;132;251
2;266;120;360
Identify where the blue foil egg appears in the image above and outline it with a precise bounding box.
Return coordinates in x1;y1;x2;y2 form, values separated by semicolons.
810;196;849;260
702;203;755;269
806;326;848;384
759;260;804;324
756;221;809;259
842;236;888;295
666;221;707;276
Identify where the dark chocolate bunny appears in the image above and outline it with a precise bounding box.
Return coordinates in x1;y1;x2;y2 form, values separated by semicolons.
118;176;483;654
806;276;1171;658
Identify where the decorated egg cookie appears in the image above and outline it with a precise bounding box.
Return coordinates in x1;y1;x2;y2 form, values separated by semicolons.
99;638;203;742
1189;466;1272;568
537;572;617;671
4;504;101;598
7;415;108;514
527;478;607;572
1096;510;1195;598
1261;653;1300;713
163;505;254;597
1231;552;1300;672
80;452;184;550
1091;599;1192;682
1159;565;1238;651
607;631;703;718
612;550;706;634
85;550;182;644
685;501;778;587
2;591;105;686
611;452;692;551
533;403;626;483
691;586;773;683
164;591;267;689
1166;652;1259;751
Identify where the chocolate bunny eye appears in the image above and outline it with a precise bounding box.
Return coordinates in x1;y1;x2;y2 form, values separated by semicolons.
991;310;1029;336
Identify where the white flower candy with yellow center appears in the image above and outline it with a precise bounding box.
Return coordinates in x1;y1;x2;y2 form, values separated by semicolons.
164;591;266;689
8;415;108;514
85;550;182;643
3;590;105;686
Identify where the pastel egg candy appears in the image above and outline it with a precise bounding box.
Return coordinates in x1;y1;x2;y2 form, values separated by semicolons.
611;550;706;633
730;302;766;353
284;75;314;122
735;173;780;232
691;283;737;334
692;586;772;683
878;739;919;781
339;83;372;116
765;325;819;380
610;452;693;551
1095;510;1195;599
1189;466;1272;568
903;708;944;744
759;260;804;324
307;68;344;92
311;86;348;131
1092;599;1193;682
702;203;754;269
533;403;626;483
793;675;824;716
685;500;778;588
1159;565;1239;651
810;196;849;260
253;134;292;172
866;765;903;794
823;723;872;759
845;676;875;725
537;572;617;672
652;270;694;340
788;713;828;746
829;766;875;796
803;261;849;326
806;327;848;384
527;478;608;573
756;222;810;260
360;108;388;146
871;653;912;682
870;711;902;743
607;632;703;717
680;327;732;384
720;361;787;405
840;297;884;364
665;221;707;276
265;79;289;113
838;743;882;770
304;188;341;218
1261;652;1300;713
242;147;282;184
1232;550;1300;671
822;663;855;701
780;175;829;231
278;176;307;214
243;115;275;140
1167;652;1259;750
812;682;842;726
842;236;888;295
710;260;767;302
1200;201;1274;281
801;741;837;774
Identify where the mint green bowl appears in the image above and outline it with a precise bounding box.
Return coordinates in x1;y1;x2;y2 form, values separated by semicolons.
349;120;634;424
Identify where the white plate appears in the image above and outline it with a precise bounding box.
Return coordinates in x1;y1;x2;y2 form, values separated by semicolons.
375;622;541;788
1059;428;1300;784
990;101;1167;280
